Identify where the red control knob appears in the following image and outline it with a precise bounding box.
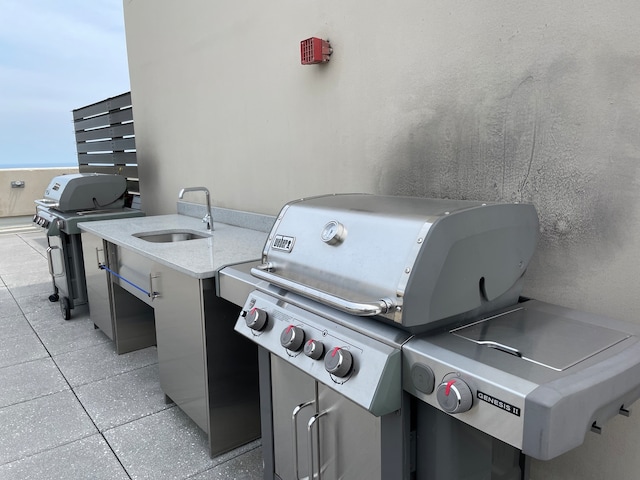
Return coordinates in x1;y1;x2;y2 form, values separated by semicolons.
436;378;473;414
324;347;353;378
244;307;268;331
280;325;305;351
304;339;325;360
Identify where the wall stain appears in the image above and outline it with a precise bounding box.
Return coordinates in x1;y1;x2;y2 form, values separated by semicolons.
381;52;640;266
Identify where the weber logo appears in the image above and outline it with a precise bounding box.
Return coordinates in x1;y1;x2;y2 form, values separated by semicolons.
477;391;521;417
272;235;295;252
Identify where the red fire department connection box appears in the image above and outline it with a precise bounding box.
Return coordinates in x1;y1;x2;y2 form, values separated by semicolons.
300;37;332;64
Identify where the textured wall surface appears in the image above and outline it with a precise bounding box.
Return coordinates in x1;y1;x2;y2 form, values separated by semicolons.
124;1;640;477
0;167;78;217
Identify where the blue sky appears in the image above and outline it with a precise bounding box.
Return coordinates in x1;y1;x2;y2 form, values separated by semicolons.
0;0;130;168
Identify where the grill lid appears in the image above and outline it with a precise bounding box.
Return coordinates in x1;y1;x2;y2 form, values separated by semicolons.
252;194;539;332
39;173;126;212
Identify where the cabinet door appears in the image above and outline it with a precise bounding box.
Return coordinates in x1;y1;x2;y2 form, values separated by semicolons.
81;233;114;339
270;358;385;480
153;264;209;433
317;385;383;480
271;357;317;480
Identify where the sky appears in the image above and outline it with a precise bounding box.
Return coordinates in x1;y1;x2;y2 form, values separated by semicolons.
0;0;130;168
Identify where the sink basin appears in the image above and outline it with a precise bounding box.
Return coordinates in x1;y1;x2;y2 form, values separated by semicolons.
134;230;211;243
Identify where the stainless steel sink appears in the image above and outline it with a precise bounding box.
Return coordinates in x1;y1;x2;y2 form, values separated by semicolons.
134;230;211;243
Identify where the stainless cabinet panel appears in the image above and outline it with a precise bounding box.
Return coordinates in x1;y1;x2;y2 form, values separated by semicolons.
110;282;156;354
270;357;389;480
153;264;209;432
153;264;261;456
317;385;383;480
81;232;114;339
108;243;156;354
271;357;316;480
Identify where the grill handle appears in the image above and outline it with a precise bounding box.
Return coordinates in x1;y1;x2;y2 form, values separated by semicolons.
476;341;522;357
46;246;65;277
251;266;394;316
292;400;315;480
95;247;105;268
308;411;329;480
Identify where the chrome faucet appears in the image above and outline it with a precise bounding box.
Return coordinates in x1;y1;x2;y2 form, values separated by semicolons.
178;187;213;231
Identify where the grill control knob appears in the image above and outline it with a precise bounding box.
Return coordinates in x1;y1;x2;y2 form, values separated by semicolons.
304;339;324;360
324;347;353;378
436;378;473;414
280;325;305;351
244;308;268;331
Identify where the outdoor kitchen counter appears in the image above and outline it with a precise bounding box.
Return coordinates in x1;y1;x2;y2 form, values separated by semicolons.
78;213;266;455
78;214;268;278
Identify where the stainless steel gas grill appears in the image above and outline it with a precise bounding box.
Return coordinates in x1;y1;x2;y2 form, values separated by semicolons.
218;193;640;480
33;173;144;319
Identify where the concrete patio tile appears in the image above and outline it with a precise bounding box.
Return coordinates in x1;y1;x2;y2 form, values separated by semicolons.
0;234;29;247
33;318;111;355
1;274;52;300
17;294;72;327
0;242;37;263
55;342;157;387
18;233;49;256
0;314;33;340
0;266;51;286
0;330;48;369
104;407;216;480
76;364;171;431
0;390;97;465
0;434;129;480
0;358;69;408
0;288;23;318
0;256;48;275
189;443;263;480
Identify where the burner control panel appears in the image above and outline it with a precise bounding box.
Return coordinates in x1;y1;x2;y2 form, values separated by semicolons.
33;208;62;236
235;289;403;416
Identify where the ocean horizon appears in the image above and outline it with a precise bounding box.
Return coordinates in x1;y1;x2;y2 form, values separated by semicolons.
0;162;78;169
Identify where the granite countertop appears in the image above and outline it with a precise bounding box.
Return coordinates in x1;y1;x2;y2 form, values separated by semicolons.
78;214;268;279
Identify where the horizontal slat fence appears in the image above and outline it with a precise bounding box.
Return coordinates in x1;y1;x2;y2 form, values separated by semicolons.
72;92;140;208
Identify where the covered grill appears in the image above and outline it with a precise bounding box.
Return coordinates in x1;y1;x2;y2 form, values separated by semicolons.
33;173;144;319
250;194;539;330
219;193;640;480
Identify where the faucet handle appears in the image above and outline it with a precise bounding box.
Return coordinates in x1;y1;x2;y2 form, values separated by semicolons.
202;213;212;230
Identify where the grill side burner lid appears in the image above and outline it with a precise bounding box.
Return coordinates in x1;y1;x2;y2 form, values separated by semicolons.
252;194;539;332
37;173;126;212
452;307;630;371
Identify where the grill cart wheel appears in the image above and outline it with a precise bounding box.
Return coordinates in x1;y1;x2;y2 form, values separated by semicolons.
60;296;71;320
48;293;59;302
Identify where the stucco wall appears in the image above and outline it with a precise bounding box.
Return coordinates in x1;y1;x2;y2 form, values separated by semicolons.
123;1;640;478
0;167;78;217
